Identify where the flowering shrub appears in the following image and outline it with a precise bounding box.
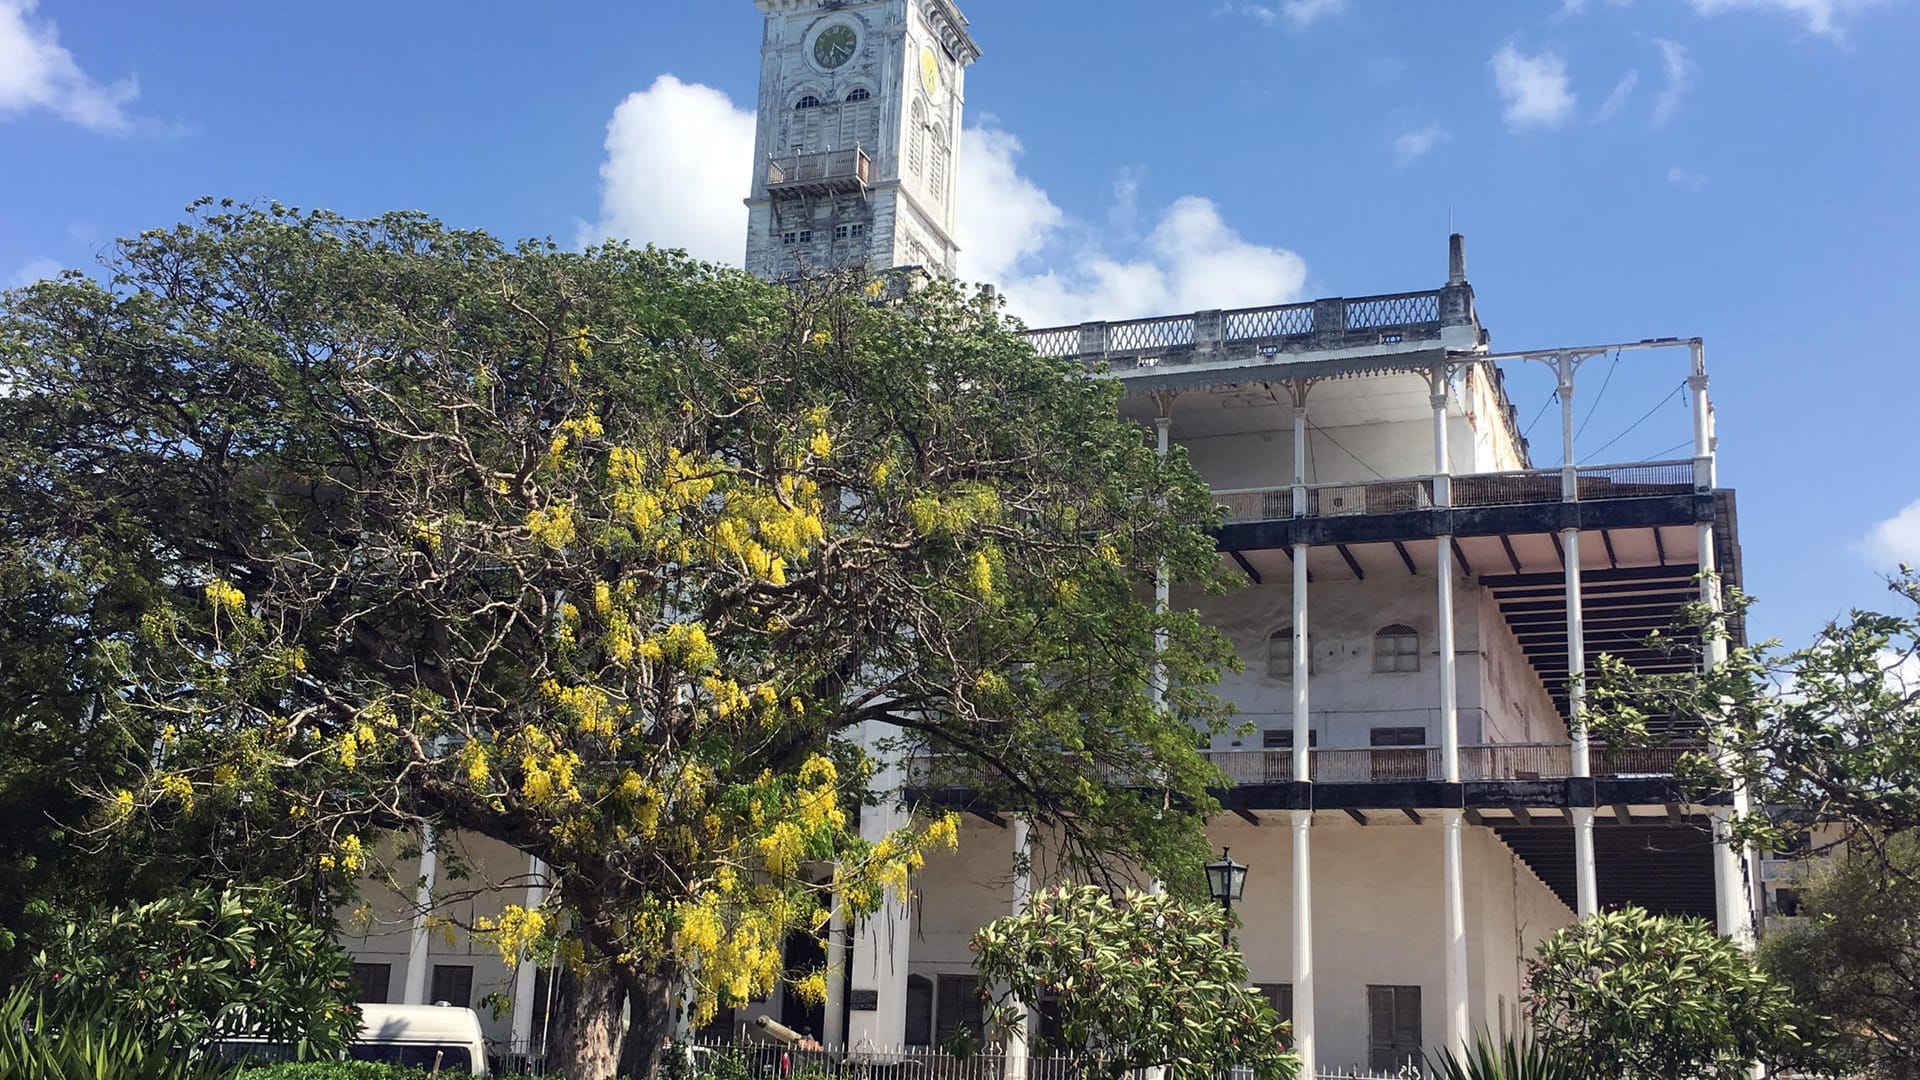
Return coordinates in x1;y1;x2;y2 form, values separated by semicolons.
972;884;1298;1080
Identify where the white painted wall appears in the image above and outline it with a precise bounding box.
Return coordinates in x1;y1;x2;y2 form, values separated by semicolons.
924;816;1577;1073
342;832;529;1045
1183;574;1489;750
1477;588;1567;745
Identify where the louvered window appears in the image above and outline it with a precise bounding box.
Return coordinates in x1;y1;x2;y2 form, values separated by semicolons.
930;126;950;204
1367;985;1422;1072
908;100;927;176
935;973;984;1047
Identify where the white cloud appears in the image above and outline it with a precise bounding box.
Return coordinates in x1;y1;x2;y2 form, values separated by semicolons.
957;123;1308;326
1491;43;1577;131
1650;39;1694;128
1213;0;1346;29
1688;0;1886;39
1393;123;1449;166
953;123;1065;286
0;0;136;133
7;256;61;288
1596;70;1640;122
1666;164;1708;191
583;75;757;265
583;82;1309;331
1861;498;1920;568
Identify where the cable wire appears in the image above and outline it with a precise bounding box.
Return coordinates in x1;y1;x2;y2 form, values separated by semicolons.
1522;390;1557;440
1575;350;1621;441
1580;381;1687;464
1308;422;1386;479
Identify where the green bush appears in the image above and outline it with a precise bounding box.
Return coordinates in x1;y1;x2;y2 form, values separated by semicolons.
0;985;234;1080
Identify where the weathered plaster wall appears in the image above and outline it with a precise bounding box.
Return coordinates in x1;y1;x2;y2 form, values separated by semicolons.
1476;587;1568;745
1183;573;1488;749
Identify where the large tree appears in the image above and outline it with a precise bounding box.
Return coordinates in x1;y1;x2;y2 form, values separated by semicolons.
1586;571;1920;851
0;203;1236;1078
1586;572;1920;1076
1758;830;1920;1079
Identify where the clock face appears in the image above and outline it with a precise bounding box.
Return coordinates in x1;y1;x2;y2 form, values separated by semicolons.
919;45;941;97
813;24;857;70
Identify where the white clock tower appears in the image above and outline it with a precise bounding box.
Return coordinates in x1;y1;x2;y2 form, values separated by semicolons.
744;0;979;281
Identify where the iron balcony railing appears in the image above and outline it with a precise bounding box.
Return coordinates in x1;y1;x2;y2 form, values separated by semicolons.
766;148;872;193
1023;289;1466;368
1211;459;1699;525
1203;743;1695;786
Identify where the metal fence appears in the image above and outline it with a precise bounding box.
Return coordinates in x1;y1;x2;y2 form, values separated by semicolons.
686;1041;1119;1080
1214;461;1696;524
1202;742;1689;785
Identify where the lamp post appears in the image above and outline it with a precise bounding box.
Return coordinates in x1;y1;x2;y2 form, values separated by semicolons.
1205;847;1249;949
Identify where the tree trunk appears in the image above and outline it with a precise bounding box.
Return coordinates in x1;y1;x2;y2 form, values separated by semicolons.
551;965;627;1080
615;973;676;1080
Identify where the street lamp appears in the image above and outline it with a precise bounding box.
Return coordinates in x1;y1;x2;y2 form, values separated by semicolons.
1205;847;1249;948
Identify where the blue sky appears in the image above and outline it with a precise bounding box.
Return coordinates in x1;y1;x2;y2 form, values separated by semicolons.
2;0;1916;646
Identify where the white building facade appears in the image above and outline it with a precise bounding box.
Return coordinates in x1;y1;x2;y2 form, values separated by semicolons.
339;3;1766;1074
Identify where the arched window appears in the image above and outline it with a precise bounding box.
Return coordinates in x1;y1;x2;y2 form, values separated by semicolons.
908;99;927;176
929;123;949;203
845;87;871;102
1266;628;1296;679
1373;624;1420;673
793;95;823;109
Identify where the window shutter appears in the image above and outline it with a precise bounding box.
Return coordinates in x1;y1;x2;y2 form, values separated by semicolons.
906;975;933;1046
935;974;982;1045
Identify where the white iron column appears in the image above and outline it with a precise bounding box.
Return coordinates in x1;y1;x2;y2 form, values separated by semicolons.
1291;390;1312;778
1004;818;1034;1080
1152;413;1173;710
1290;809;1315;1077
848;726;913;1048
1441;809;1470;1057
1558;357;1599;918
1145;401;1175;915
1690;342;1753;946
1433;371;1469;1058
403;824;438;1005
510;854;550;1049
1432;370;1459;781
1287;382;1315;1079
824;897;847;1046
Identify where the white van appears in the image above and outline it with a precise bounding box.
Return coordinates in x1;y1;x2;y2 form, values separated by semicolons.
350;1003;491;1075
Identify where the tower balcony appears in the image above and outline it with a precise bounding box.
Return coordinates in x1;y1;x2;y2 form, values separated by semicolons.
765;148;871;197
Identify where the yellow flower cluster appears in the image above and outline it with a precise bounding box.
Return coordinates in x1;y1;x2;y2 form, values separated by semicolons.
409;516;444;555
758;820;806;877
905;484;1002;538
526;503;576;549
475;904;550;965
519;747;584;807
320;834;366;876
658;622;718;672
541;679;620;738
790;970;829;1006
110;789;135;819
462;742;492;790
203;579;246;616
969;550;994;597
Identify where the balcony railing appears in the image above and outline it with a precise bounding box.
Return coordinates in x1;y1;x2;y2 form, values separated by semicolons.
766;148;871;194
1213;460;1698;525
1203;743;1693;785
1022;287;1473;370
